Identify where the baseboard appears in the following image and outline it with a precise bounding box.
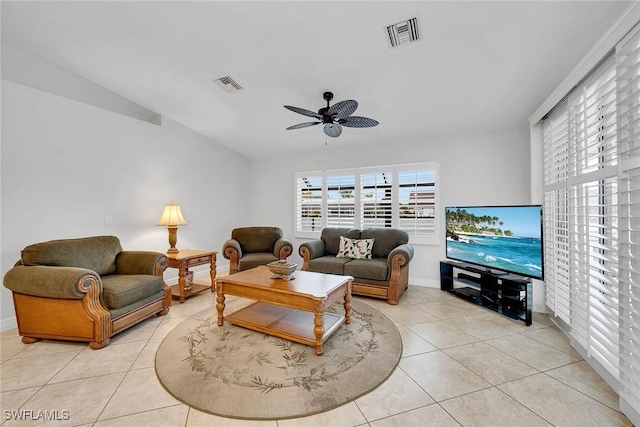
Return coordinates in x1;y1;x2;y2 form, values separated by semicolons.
1;317;18;333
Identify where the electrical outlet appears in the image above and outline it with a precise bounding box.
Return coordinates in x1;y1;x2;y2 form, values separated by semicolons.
105;215;113;225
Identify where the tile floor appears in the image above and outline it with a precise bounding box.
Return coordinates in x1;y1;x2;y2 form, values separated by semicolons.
0;284;633;427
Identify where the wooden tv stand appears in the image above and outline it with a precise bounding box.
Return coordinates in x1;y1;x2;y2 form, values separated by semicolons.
440;261;532;326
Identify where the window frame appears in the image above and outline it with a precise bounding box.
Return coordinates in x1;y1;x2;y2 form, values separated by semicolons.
295;162;439;245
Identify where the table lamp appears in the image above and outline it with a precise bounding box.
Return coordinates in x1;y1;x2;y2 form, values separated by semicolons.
157;201;187;253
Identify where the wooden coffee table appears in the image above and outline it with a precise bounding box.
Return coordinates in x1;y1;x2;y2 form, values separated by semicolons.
214;265;352;355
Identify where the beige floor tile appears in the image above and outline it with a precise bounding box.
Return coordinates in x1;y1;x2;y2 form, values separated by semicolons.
48;341;145;383
0;351;77;391
98;367;181;420
523;326;582;359
532;311;556;327
440;387;552;427
397;326;437;357
130;338;164;370
0;329;19;338
369;404;460;427
486;334;580;371
399;351;491;401
93;404;188;427
498;373;632;427
444;312;522;340
0;386;40;415
278;401;368;427
408;320;479;349
410;286;456;301
3;373;124;427
108;316;163;345
546;361;620;410
150;316;189;340
381;304;442;326
186;407;278;426
355;368;434;421
11;339;86;359
165;293;215;319
396;287;441;305
0;337;29;363
422;300;486;319
443;341;539;384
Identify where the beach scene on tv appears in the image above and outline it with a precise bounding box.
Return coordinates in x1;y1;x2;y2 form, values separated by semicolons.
445;206;544;279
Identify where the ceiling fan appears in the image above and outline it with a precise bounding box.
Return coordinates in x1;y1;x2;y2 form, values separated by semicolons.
284;92;379;138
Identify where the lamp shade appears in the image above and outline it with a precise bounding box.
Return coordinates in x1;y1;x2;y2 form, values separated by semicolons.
156;202;188;227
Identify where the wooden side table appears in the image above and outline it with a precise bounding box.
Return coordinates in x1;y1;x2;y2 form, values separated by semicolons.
166;249;217;303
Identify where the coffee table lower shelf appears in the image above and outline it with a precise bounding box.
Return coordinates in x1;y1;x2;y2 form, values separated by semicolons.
224;302;345;351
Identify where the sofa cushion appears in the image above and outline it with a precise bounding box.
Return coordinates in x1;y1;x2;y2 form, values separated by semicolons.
238;252;278;271
344;258;389;282
321;228;361;255
308;256;352;275
232;227;283;253
101;274;165;310
360;228;409;259
21;235;122;276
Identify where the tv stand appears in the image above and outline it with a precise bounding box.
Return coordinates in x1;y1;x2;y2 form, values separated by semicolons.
440;261;532;325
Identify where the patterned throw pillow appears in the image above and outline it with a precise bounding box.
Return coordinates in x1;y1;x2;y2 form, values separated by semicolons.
336;236;375;259
353;238;375;259
336;236;356;258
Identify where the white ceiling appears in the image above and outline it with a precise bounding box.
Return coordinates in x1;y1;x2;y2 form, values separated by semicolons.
1;1;631;159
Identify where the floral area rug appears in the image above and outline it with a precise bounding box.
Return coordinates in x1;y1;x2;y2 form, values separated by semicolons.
155;299;402;420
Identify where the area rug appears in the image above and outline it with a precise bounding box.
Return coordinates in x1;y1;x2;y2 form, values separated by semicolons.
155;299;402;420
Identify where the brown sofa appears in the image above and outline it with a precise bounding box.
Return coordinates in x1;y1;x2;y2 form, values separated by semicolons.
3;235;172;349
222;226;293;274
299;227;414;304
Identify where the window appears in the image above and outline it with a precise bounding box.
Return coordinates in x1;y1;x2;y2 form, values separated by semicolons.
295;162;438;243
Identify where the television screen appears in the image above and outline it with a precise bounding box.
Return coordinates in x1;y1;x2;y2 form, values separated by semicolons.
445;205;544;280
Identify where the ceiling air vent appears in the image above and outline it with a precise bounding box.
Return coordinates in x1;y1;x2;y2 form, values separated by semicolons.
214;76;243;93
385;16;420;48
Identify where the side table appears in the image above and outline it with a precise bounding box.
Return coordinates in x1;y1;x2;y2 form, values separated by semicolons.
166;249;217;303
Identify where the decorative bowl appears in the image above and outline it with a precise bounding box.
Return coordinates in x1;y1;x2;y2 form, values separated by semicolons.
267;260;298;280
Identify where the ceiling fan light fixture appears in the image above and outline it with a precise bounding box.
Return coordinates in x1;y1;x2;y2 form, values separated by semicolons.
323;123;342;138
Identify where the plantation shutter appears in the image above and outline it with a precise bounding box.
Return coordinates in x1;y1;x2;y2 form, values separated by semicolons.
296;173;323;232
360;170;393;228
397;168;436;236
616;24;640;422
326;172;356;228
542;53;620;381
567;55;619;377
543;104;571;324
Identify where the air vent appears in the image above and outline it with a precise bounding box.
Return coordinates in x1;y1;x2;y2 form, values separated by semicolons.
214;76;243;93
386;17;420;48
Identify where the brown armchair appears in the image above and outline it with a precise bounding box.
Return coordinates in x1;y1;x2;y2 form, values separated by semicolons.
222;227;293;274
3;235;172;349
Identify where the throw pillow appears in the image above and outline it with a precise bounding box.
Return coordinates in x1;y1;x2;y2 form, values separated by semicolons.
353;238;375;260
336;236;356;258
336;236;375;259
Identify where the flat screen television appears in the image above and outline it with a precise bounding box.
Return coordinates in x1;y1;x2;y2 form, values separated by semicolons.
445;205;544;280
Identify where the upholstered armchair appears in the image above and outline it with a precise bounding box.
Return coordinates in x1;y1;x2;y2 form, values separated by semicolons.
3;235;172;349
222;227;293;274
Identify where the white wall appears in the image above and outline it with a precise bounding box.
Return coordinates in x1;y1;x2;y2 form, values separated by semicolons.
1;80;251;330
248;127;532;289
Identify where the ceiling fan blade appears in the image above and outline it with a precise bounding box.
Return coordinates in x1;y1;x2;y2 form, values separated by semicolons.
338;116;379;128
284;105;322;120
323;122;342;138
286;121;321;130
328;100;358;119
